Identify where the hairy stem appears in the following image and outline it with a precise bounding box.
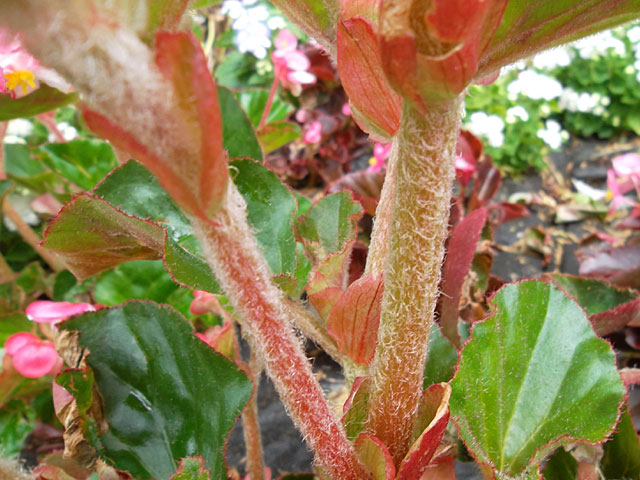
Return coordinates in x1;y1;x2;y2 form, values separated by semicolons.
365;97;463;464
242;352;265;480
190;184;367;480
258;76;279;131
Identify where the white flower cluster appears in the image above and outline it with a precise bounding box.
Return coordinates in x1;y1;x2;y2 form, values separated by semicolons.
221;0;285;59
536;120;568;150
572;30;626;59
558;88;610;115
507;70;563;101
626;25;640;82
466;112;505;148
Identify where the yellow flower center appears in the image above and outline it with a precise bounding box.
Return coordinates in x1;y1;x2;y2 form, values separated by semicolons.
368;156;377;167
4;70;36;94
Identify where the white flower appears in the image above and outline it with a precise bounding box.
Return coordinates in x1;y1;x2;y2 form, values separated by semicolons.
5;118;35;144
558;88;609;115
572;30;626;58
537;120;564;149
466;111;505;148
222;0;273;59
507;70;563;101
532;48;571;70
506;105;529;123
627;25;640;44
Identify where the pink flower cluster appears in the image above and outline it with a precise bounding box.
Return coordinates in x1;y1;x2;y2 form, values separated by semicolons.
607;153;640;213
4;301;94;378
272;29;316;95
368;143;391;173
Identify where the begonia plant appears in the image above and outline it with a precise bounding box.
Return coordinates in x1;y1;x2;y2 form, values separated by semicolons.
1;1;640;480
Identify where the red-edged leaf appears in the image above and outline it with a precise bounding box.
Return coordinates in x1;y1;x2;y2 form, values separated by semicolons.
354;433;396;480
337;17;401;141
327;274;384;365
342;376;371;441
420;457;456;480
154;32;227;215
326;170;385;217
616;208;640;230
546;273;640;336
82;108;206;220
487;202;530;228
396;383;452;480
439;207;488;347
468;157;502;211
41;194;165;279
306;243;354;321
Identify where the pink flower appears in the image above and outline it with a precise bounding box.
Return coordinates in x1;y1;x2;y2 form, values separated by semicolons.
4;332;61;378
607;169;634;213
26;300;95;325
611;153;640;195
368;143;391;173
303;120;323;144
272;29;316;94
341;102;352;116
1;29;70;98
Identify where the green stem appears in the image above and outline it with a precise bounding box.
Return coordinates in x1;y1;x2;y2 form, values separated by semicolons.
365;97;463;464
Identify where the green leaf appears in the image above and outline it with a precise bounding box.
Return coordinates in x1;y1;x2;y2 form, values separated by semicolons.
546;273;637;316
546;273;640;336
423;324;458;388
236;89;294;127
257;121;302;154
231;159;296;276
0;399;35;457
450;281;625;479
541;449;577;480
93;260;194;317
36;139;119;191
42;194;165;279
169;458;211;480
0;313;33;344
93;161;219;291
4;143;58;193
218;86;262;161
296;192;362;263
59;302;253;480
601;409;640;479
0;85;77;121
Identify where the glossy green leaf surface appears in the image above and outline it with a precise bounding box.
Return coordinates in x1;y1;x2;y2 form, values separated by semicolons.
450;281;624;479
218;86;262;161
423;324;458;388
0;85;77;121
230;159;297;276
296;192;362;263
93;161;219;291
546;273;637;316
59;302;253;480
36;140;119;191
601;409;640;479
4;143;58;194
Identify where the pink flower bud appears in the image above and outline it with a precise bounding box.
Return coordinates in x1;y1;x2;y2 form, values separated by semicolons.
303;121;323;144
26;300;95;324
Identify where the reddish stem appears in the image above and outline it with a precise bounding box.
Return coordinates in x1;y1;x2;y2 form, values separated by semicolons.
190;185;367;480
258;75;279;131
